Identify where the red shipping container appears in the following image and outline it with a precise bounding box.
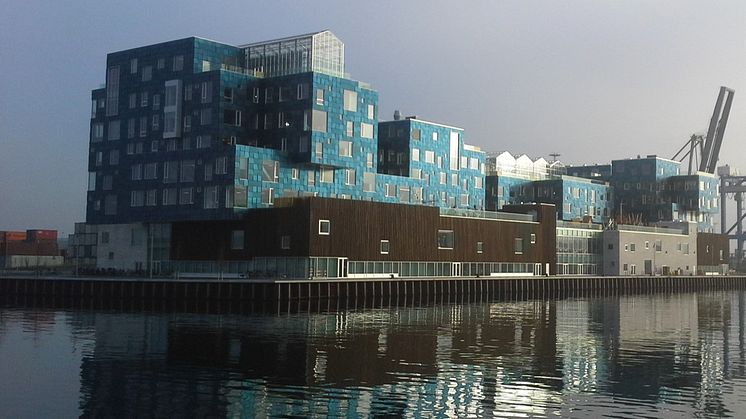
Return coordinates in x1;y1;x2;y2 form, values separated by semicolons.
26;229;58;241
2;231;27;242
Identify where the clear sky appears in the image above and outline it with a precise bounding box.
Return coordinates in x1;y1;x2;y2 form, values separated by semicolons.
2;0;746;235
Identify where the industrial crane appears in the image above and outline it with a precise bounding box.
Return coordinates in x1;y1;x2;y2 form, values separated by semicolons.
672;86;734;175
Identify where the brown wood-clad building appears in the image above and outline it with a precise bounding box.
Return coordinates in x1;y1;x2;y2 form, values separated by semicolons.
697;232;729;268
171;197;557;273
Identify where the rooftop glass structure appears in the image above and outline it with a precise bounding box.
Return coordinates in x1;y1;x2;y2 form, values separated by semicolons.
242;30;345;78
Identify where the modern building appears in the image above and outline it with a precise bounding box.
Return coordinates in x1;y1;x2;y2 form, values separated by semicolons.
602;222;698;276
76;29;728;277
377;117;486;209
569;156;719;233
79;30;525;275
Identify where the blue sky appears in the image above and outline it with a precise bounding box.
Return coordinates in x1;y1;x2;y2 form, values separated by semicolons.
3;1;746;234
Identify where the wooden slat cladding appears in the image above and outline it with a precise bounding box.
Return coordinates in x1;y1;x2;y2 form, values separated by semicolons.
172;197;557;269
307;198;556;265
171;205;311;260
697;233;730;266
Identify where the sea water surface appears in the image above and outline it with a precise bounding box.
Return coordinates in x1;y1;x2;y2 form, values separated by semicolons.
2;289;746;418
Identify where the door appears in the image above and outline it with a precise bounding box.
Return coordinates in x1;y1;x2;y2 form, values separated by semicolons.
452;262;461;277
644;260;653;275
337;258;348;278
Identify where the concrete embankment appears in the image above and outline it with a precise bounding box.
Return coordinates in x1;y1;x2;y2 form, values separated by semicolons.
2;275;746;304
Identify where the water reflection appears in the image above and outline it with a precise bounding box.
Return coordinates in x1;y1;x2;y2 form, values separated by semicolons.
2;290;746;417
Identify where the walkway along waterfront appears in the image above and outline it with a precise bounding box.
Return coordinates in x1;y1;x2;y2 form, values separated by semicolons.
2;275;746;305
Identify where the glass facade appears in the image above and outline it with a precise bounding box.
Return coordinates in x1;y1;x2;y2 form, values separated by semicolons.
556;223;603;275
244;31;344;78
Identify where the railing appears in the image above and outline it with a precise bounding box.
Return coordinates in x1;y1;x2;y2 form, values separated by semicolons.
613;224;686;235
557;220;604;230
440;208;536;222
220;64;264;77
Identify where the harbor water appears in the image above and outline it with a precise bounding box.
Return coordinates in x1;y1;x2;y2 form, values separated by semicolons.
2;288;746;417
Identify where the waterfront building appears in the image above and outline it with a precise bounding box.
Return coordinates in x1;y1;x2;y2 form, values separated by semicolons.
168;198;557;277
602;221;698;276
82;31;497;272
75;30;728;277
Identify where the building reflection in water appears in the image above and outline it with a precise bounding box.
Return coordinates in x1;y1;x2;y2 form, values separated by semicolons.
41;289;746;417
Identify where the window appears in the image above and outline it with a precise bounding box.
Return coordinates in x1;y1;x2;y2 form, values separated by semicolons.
141;91;148;107
152;94;160;110
318;220;331;235
530;234;536;244
399;187;410;203
412;129;421;141
162;188;177;205
100;231;109;244
380;240;390;255
130;190;144;207
179;187;194;204
152;114;160;130
144;163;157;179
316;88;324;105
173;55;183;71
339;140;352;157
202;60;210;72
477;241;484;254
157;58;165;69
439;173;447;184
180;160;195;182
412;148;420;161
645;241;649;249
107;120;120;141
264;87;274;104
130;58;138;74
474;176;483;189
343;90;357;112
438;230;454;249
281;235;291;250
92;122;104;142
320;168;334;183
385;183;396;197
200;109;212;125
360;122;373;139
449;131;460;170
261;188;274;205
262;160;279;182
139;116;147;137
312;110;327;132
654;240;662;252
346;121;354;137
297;83;309;100
127;119;135;139
514;238;524;254
630;243;636;252
131;164;142;180
367;104;375;120
608;243;614;250
231;230;244;250
163;161;178;183
363;172;376;192
424;150;435;164
307;170;315;185
146;189;157;206
201;81;212;103
345;168;355;185
105;66;119;117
